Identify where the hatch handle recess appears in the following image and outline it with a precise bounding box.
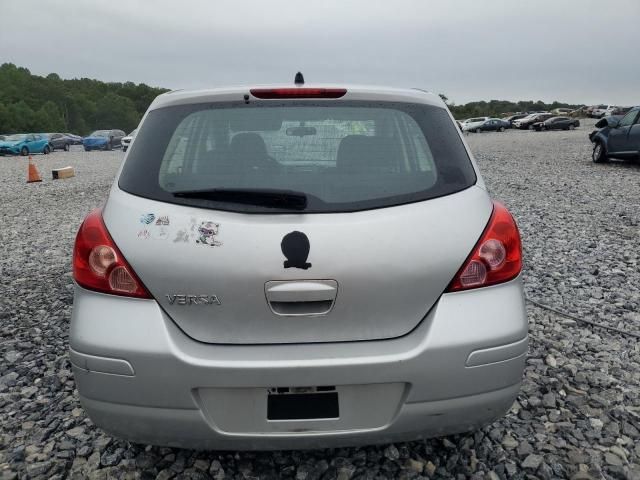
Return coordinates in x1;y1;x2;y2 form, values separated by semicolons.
265;280;338;316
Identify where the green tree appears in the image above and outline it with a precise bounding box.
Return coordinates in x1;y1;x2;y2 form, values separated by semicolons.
33;101;66;132
0;62;168;134
92;93;140;133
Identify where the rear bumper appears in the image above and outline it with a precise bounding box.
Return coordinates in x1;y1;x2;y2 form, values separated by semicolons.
70;276;528;450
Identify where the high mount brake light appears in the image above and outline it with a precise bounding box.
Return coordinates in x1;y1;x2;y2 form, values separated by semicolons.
250;88;347;99
73;209;151;298
446;201;522;292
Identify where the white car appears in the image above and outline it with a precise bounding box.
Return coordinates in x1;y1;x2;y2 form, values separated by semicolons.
603;106;619;117
122;129;137;152
591;105;612;118
512;113;542;129
461;117;490;132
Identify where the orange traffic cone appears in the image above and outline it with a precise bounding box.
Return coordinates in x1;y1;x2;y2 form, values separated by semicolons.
27;156;42;183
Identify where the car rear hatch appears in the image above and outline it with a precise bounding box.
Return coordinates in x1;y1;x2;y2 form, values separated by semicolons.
104;89;490;344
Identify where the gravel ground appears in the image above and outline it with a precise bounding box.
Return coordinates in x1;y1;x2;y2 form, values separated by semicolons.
1;126;639;480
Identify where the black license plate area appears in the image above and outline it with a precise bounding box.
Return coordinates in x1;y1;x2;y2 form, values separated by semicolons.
267;391;339;420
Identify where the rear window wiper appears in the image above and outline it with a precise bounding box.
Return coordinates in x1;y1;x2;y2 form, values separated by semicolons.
171;188;308;210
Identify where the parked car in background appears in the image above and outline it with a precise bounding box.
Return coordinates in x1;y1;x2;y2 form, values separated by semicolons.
65;133;83;145
532;117;580;131
590;107;640;163
504;114;528;125
70;83;526;449
83;129;125;151
121;129;137;152
0;133;51;156
48;133;74;151
513;113;554;130
568;106;588;117
590;105;612;118
460;117;490;132
551;108;573;116
605;106;632;117
464;118;510;133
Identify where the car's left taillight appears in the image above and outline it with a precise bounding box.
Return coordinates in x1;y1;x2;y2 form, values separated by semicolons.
73;208;151;298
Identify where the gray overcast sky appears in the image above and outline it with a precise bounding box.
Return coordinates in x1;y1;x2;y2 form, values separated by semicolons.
1;0;638;105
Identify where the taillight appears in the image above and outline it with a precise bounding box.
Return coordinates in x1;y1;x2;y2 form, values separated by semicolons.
250;88;347;99
73;209;151;298
446;201;522;292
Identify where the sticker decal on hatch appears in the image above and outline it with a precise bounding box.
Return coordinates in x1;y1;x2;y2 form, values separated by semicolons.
137;213;170;240
281;231;312;269
195;220;222;247
172;217;223;247
140;213;155;225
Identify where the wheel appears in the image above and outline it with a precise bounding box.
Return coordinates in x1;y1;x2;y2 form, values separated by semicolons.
64;143;70;151
20;146;29;156
104;141;111;151
569;125;575;130
43;145;51;155
122;146;128;152
84;147;90;152
475;128;481;133
592;142;608;163
499;126;505;132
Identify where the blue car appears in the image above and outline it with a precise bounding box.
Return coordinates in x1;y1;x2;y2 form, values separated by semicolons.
83;129;125;151
590;107;640;163
0;133;51;156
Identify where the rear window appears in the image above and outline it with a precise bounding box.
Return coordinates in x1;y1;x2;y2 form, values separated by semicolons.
119;101;476;213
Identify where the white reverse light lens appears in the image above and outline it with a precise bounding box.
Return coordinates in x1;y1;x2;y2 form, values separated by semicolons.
88;245;116;277
479;239;507;270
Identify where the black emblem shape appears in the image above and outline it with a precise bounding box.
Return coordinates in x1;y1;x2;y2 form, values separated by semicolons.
281;231;312;270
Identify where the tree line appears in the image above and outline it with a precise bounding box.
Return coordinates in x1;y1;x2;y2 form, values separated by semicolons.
0;63;586;135
439;94;584;120
0;63;168;135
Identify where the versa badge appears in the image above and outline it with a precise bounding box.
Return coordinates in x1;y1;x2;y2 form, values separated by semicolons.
166;294;221;306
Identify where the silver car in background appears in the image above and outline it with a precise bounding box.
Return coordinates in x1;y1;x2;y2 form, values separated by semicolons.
70;82;527;450
121;129;137;152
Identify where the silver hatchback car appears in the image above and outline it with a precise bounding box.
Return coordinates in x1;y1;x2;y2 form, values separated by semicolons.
70;81;527;450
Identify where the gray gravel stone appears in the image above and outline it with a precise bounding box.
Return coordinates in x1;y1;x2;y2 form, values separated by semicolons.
522;454;543;470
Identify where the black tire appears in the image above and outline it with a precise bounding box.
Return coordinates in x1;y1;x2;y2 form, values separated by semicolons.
475;128;481;133
64;143;70;151
592;142;608;163
20;146;29;156
43;145;51;155
569;125;575;131
499;126;505;132
84;147;90;152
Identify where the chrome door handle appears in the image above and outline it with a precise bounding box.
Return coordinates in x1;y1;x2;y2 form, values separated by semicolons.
264;280;338;316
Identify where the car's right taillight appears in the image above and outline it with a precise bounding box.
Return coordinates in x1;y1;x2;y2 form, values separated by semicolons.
446;201;522;292
73;208;151;299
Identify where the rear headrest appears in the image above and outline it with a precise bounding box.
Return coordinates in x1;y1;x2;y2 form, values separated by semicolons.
336;135;400;173
229;132;269;160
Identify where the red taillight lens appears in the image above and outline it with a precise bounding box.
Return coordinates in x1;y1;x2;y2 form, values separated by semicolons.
73;209;151;298
446;201;522;292
250;88;347;99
